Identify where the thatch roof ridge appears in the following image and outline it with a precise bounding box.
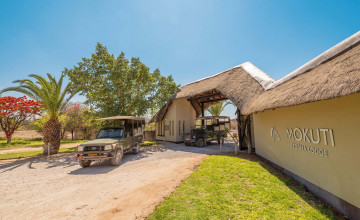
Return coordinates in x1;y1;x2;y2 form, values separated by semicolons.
269;31;360;90
184;61;275;89
240;62;275;89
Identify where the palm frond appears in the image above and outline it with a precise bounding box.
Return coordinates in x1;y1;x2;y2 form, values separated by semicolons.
207;101;231;116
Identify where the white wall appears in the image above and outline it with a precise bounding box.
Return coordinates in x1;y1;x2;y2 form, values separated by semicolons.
155;98;196;142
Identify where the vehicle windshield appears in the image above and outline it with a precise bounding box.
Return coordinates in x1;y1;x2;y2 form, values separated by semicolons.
97;128;124;139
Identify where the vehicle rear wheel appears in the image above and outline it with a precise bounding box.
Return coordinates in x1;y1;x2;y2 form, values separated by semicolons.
196;138;205;147
218;137;224;144
132;142;140;154
79;160;91;168
111;149;123;166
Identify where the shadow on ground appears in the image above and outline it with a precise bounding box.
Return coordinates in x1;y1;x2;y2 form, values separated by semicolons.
0;140;237;175
0;153;78;173
68;149;160;175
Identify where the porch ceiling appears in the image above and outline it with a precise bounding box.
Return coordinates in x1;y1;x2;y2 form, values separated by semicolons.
187;89;229;117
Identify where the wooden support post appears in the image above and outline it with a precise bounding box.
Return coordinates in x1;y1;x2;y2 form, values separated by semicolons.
246;116;251;155
201;102;205;127
236;109;241;154
201;102;204;117
220;137;223;153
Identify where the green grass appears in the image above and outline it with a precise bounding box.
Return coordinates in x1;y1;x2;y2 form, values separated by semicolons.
0;147;76;160
0;138;86;149
140;141;158;146
149;155;339;220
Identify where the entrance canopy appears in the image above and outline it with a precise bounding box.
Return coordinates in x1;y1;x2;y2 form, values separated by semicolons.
150;62;274;123
188;89;228;117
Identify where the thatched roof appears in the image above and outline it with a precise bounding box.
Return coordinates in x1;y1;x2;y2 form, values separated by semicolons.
151;31;360;122
150;62;274;122
242;31;360;115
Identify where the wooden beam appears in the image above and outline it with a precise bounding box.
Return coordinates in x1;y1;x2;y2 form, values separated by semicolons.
200;97;228;104
188;93;223;101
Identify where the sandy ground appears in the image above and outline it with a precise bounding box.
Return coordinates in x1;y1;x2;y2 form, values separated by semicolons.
0;143;80;154
0;141;236;220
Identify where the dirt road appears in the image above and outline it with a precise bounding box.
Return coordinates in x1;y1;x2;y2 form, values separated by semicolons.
0;141;235;220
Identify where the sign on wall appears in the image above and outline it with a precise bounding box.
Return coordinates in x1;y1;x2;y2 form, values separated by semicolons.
270;126;335;158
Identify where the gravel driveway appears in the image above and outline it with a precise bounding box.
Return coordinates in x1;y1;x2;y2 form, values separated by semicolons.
0;141;235;220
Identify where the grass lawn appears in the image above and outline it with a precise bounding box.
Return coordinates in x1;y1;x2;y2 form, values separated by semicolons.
0;138;86;149
0;147;77;160
149;155;340;220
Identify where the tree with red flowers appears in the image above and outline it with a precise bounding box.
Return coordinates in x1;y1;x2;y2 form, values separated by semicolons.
0;96;42;143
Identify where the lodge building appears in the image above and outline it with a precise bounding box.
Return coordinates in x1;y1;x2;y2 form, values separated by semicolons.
150;31;360;218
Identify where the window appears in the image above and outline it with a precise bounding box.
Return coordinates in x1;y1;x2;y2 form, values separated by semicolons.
163;121;165;136
169;121;173;136
179;120;181;136
158;120;165;136
172;121;174;136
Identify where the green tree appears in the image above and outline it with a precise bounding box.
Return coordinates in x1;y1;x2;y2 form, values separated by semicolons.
31;114;68;139
63;43;180;117
64;103;83;140
1;74;78;154
207;101;231;116
78;110;102;140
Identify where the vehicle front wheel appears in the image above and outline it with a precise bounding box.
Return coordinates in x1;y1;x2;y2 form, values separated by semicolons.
185;143;191;146
196;138;205;147
111;149;123;166
79;160;92;168
132;142;140;154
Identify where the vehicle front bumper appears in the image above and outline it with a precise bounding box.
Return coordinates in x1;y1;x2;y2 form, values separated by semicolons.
184;135;195;144
76;150;115;161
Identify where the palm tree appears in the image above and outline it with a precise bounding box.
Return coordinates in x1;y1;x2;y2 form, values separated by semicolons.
207;101;231;116
1;74;78;154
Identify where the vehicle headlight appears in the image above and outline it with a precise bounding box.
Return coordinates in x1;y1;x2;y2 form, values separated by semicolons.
77;146;84;151
104;144;114;150
192;135;196;139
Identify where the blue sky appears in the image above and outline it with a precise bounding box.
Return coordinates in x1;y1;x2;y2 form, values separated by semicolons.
0;0;359;118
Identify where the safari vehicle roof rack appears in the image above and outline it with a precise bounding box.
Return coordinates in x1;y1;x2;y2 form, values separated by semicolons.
95;116;145;121
196;116;230;120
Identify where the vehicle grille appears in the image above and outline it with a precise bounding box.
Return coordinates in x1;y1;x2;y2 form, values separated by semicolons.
83;146;105;151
